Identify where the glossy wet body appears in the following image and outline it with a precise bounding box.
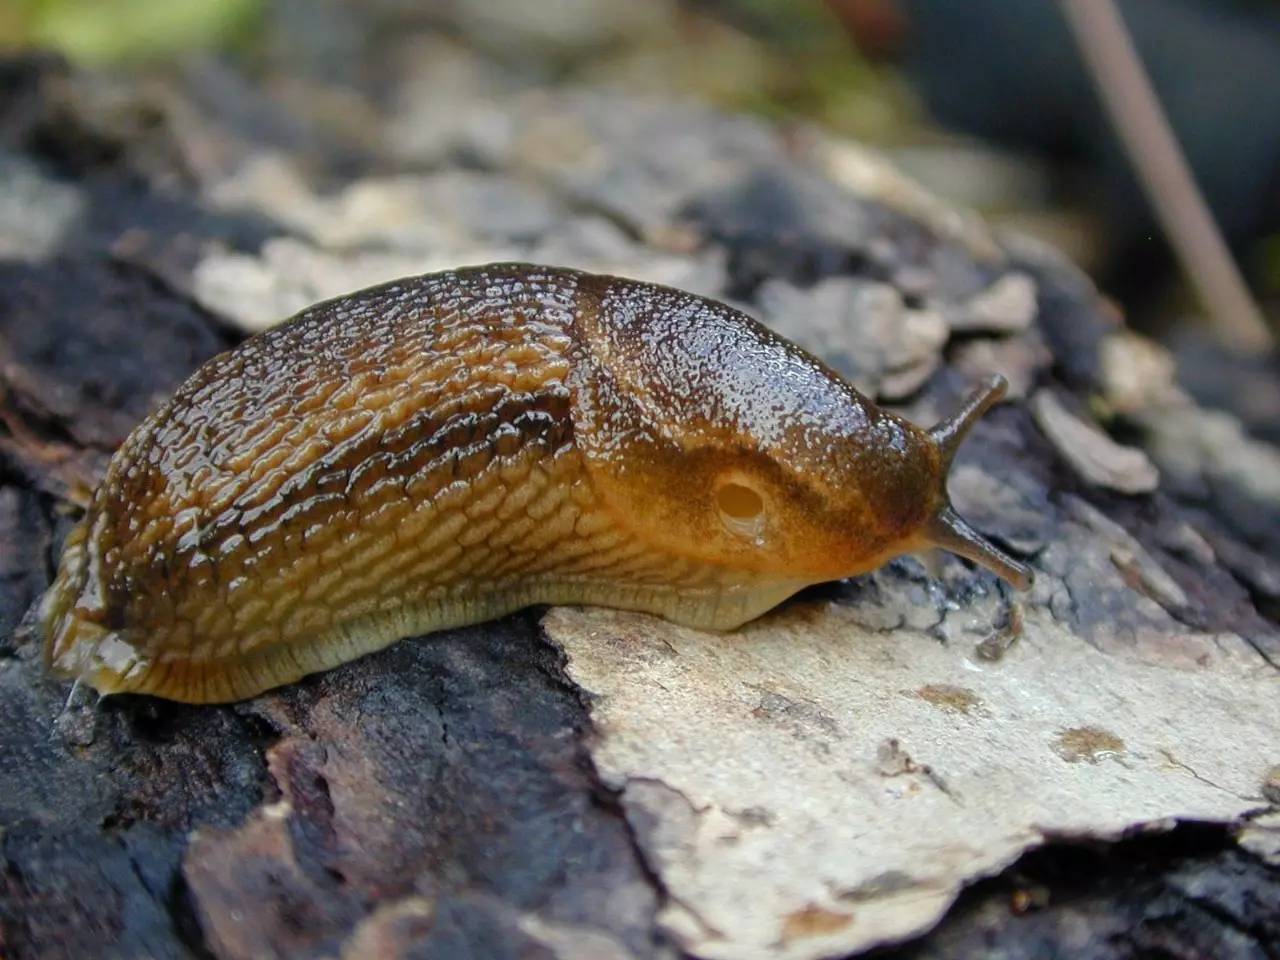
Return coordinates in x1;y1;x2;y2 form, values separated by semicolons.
41;264;1029;702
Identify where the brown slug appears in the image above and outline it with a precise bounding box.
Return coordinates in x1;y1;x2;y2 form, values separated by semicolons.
40;263;1031;703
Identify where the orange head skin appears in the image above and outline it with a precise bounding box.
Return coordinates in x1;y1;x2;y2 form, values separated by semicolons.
570;273;1031;589
39;263;1029;703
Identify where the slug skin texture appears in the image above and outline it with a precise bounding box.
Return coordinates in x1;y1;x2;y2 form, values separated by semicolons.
40;263;1030;703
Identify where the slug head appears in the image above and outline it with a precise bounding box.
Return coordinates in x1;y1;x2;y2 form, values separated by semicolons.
571;281;1032;590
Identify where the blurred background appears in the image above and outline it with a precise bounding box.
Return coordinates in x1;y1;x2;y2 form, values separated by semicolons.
3;0;1279;394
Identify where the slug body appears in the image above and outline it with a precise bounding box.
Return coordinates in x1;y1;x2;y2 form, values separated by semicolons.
41;263;1030;702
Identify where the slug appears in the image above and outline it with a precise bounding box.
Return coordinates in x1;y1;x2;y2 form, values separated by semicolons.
40;263;1031;703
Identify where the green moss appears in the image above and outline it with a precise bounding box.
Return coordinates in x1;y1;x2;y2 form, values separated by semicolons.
4;0;261;64
686;0;921;142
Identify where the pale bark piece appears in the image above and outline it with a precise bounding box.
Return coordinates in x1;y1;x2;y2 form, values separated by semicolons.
1239;812;1280;865
1031;389;1160;493
945;272;1038;333
1099;330;1181;414
951;331;1052;399
0;153;85;262
545;605;1279;959
192;236;516;331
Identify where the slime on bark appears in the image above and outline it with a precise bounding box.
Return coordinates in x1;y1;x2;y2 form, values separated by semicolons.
39;263;1031;703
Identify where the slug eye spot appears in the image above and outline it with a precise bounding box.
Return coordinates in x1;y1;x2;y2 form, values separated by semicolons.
716;480;766;542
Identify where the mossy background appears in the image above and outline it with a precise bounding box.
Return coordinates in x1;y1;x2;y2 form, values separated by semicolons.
2;0;261;63
0;0;912;140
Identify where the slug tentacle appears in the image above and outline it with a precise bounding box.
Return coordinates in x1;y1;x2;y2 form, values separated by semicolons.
923;506;1033;592
39;263;1034;703
921;375;1033;591
928;374;1009;471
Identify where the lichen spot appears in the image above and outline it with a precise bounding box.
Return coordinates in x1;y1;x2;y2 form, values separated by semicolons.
1261;764;1280;804
1054;726;1126;764
781;905;854;943
915;684;982;715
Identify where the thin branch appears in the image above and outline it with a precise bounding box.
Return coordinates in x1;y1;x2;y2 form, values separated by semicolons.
1060;0;1274;352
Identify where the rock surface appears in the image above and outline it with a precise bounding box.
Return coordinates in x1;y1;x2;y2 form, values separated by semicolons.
1;27;1278;960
